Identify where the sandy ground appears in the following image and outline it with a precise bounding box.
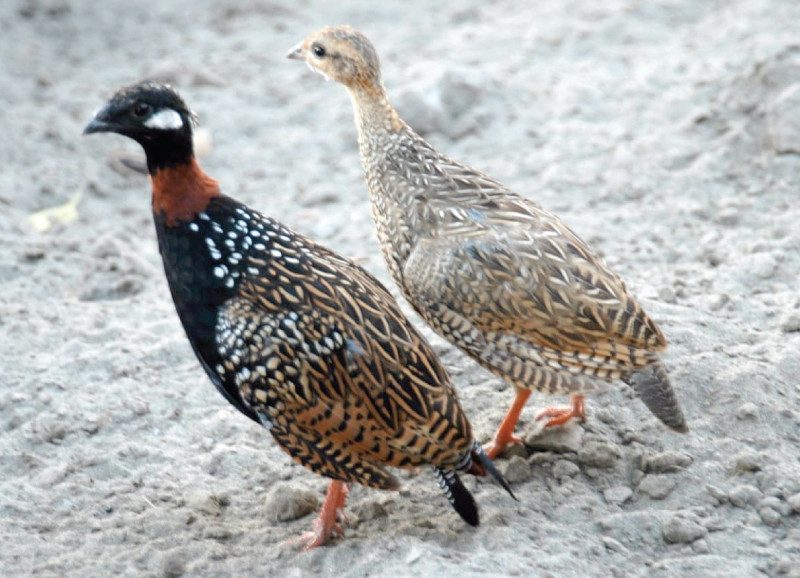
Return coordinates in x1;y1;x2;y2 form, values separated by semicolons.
2;0;800;576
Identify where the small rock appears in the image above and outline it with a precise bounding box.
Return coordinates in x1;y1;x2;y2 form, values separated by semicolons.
203;525;234;540
638;474;678;500
161;552;185;578
354;499;388;521
405;546;424;565
658;286;677;304
185;492;223;517
735;403;759;420
645;451;693;473
604;486;633;505
692;539;710;554
713;208;740;227
773;558;800;576
577;441;620;469
729;484;763;508
503;455;532;484
788;493;800;513
781;313;800;333
525;424;583;453
528;451;557;466
749;253;777;280
663;513;707;544
552;459;580;480
706;484;728;503
731;450;763;473
602;536;628;553
264;483;318;523
759;506;782;526
594;408;616;424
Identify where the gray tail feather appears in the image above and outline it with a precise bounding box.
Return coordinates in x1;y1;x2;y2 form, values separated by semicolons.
622;361;688;433
432;467;479;526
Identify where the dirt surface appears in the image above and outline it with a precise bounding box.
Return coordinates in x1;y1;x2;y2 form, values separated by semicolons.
2;0;799;576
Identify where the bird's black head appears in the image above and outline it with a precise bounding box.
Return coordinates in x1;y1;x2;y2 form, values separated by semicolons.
84;81;197;175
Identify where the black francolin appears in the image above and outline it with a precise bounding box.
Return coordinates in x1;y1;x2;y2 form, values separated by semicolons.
83;81;512;548
288;26;688;459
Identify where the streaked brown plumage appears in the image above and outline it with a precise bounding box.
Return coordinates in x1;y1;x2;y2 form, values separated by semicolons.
288;26;688;458
83;82;511;548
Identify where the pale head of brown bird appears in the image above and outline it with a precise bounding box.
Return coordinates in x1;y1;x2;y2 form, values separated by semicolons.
287;26;382;91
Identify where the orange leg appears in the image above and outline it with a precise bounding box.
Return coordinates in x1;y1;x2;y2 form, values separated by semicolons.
483;388;533;459
534;394;586;428
287;480;350;550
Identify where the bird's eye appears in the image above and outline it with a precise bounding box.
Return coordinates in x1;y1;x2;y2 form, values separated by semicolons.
133;102;151;117
312;44;326;58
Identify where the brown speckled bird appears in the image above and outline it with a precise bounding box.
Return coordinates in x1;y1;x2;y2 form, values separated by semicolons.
288;26;688;459
83;81;512;548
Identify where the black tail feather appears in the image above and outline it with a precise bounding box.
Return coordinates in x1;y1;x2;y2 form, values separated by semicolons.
432;467;479;526
471;441;518;501
623;361;688;433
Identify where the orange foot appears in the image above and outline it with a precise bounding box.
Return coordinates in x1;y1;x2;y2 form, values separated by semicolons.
286;480;350;550
483;388;532;459
534;394;586;428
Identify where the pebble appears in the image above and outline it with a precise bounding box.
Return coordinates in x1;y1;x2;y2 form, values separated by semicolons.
706;484;728;503
788;493;800;513
759;505;782;526
692;539;710;554
638;475;678;500
603;486;633;505
731;450;764;473
773;558;800;576
781;313;800;333
185;492;223;517
599;511;664;548
264;483;318;523
354;499;388;521
729;484;763;508
735;402;759;420
161;551;186;578
552;459;580;480
601;536;628;553
525;425;583;454
202;525;234;540
645;451;693;473
503;455;532;484
663;513;707;544
577;441;620;469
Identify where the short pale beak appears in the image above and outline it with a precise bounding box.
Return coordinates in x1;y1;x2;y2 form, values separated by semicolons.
286;41;306;60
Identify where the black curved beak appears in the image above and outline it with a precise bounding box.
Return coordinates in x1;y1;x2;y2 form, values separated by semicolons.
83;104;113;135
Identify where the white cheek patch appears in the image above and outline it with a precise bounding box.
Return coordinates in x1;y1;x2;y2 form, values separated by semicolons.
144;108;184;130
306;60;331;82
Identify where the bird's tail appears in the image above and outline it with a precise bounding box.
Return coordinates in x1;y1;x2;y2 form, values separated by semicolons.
432;467;479;526
622;359;688;433
432;441;517;527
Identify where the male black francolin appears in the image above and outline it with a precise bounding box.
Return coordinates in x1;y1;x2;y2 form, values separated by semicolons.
83;81;511;548
288;26;688;459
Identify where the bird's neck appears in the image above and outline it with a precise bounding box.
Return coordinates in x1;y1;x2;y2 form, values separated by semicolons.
348;84;405;147
150;157;221;227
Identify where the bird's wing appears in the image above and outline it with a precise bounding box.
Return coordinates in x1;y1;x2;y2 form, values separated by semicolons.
214;225;472;486
403;191;666;361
